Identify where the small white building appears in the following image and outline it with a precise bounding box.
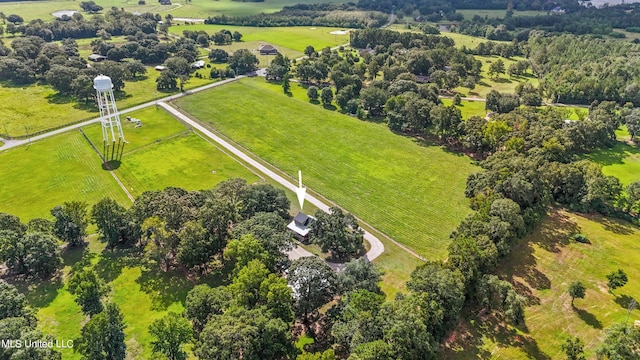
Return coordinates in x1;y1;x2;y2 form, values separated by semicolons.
191;60;205;69
287;212;315;243
155;65;167;71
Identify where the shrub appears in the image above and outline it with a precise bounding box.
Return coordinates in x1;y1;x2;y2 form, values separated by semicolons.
571;233;590;244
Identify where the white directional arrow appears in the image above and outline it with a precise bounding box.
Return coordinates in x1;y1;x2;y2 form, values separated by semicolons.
295;170;306;210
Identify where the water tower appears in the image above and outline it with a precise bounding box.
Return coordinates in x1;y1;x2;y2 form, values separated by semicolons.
94;75;126;162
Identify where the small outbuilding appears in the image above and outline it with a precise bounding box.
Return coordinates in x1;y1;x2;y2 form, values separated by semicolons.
88;54;107;62
191;60;205;69
155;65;167;71
287;212;315;243
258;44;278;55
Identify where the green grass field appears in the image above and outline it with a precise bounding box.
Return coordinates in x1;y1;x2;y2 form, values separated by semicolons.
174;78;478;260
0;131;130;220
445;209;640;359
586;141;640;186
0;66;212;138
455;55;540;98
30;234;197;360
169;24;350;54
0;0;348;22
441;98;487;119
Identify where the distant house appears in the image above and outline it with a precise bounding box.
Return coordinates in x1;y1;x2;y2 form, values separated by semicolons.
359;48;375;57
190;60;205;69
88;54;107;62
159;0;171;5
415;75;430;83
550;7;565;14
287;212;316;242
154;65;166;71
258;44;278;55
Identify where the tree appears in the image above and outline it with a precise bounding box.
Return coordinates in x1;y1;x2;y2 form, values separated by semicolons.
360;86;387;116
488;59;505;79
149;312;192;360
304;45;316;57
227;49;258;75
194;307;294;360
68;269;107;316
568;281;586;306
321;87;334;105
72;74;95;103
126;61;146;79
93;61;126;91
311;207;364;261
0;281;32;320
184;285;231;334
176;221;215;269
6;14;23;24
79;1;103;13
51;201;88;247
596;322;640;359
208;49;228;63
0;231;61;277
337;258;382;294
156;71;178;90
287;256;337;321
607;269;628;291
76;303;126;360
224;235;273;274
307;86;319;102
91;198;128;248
45;65;80;95
562;336;586;360
232;31;242;42
241;183;290;219
625;108;640;141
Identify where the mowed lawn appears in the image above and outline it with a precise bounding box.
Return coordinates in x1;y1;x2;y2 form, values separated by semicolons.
0;67;212;137
32;236;196;360
0;131;129;220
81;106;261;197
175;78;478;259
586;141;640;186
169;24;350;54
445;209;640;359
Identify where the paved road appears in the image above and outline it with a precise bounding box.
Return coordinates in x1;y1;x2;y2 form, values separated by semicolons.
0;76;245;152
158;102;385;267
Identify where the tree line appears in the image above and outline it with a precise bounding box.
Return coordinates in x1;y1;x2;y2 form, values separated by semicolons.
204;4;388;28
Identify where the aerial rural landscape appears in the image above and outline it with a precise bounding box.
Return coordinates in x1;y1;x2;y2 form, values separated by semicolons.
0;0;639;359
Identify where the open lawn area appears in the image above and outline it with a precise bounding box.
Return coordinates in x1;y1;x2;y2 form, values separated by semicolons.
455;55;540;98
81;106;261;197
0;0;348;22
586;141;640;186
20;235;201;360
444;209;640;359
170;24;350;55
0;131;130;220
0;65;213;138
174;77;478;260
441;98;487;119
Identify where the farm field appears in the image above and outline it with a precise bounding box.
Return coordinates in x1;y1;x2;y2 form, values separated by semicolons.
445;209;640;359
0;131;130;220
174;77;478;260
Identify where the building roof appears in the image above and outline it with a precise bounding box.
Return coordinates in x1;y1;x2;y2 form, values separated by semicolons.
155;65;166;71
88;54;107;61
191;60;205;68
259;44;276;51
287;212;315;237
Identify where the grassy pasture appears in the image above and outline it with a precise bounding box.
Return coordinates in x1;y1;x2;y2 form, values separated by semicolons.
0;131;130;220
170;24;350;53
445;209;640;359
174;77;478;260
